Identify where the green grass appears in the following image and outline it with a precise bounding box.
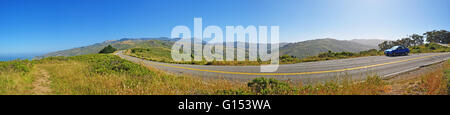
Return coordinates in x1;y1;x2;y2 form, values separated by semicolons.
0;60;35;94
409;43;450;53
286;49;382;63
127;47;172;62
41;39;174;58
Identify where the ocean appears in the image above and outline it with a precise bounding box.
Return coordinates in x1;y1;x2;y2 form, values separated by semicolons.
0;55;38;61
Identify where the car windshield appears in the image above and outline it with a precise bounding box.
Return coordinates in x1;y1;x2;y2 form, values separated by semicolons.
389;46;399;50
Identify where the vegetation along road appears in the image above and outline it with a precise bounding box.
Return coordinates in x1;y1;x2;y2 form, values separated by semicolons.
117;51;450;84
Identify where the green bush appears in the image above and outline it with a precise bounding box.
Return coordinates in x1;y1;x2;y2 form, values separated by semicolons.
247;77;291;95
280;55;299;63
0;60;33;73
99;45;117;54
409;43;450;53
38;54;151;76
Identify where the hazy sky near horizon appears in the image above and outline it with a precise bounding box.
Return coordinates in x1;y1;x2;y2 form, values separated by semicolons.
0;0;449;54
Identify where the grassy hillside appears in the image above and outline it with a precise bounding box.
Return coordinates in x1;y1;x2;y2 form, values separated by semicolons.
37;38;174;59
409;43;450;53
280;38;378;58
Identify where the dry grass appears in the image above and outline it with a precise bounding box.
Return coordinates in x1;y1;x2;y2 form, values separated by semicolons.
386;61;449;95
416;69;447;95
0;60;35;95
0;70;34;94
292;75;389;95
37;60;245;95
405;62;449;95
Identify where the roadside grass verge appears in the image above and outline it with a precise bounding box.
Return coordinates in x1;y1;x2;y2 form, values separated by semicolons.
219;75;388;95
404;67;447;95
387;60;450;95
444;60;450;95
294;49;382;63
407;59;450;95
410;43;450;53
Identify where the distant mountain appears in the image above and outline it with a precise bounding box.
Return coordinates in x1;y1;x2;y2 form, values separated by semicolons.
36;37;175;59
279;38;378;58
348;39;390;48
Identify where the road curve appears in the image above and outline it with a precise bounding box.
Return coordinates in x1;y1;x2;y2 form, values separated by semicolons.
116;51;450;83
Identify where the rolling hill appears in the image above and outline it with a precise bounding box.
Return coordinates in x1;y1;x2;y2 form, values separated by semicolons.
280;38;379;58
36;37;175;59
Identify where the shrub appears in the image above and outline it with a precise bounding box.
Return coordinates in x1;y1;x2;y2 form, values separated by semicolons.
99;45;117;54
85;55;151;76
38;54;151;76
247;77;291;95
280;55;299;63
0;60;33;73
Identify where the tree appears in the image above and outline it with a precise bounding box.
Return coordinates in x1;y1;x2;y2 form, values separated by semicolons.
444;30;450;44
379;30;449;50
99;45;117;54
378;41;397;51
424;30;450;44
410;34;424;46
424;30;436;43
378;41;389;50
398;37;414;47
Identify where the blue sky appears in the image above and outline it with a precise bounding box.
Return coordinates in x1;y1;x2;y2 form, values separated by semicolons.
0;0;449;55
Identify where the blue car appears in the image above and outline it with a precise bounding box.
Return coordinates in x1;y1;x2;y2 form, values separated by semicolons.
384;46;410;56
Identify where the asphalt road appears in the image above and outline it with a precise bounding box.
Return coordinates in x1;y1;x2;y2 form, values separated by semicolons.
116;51;450;83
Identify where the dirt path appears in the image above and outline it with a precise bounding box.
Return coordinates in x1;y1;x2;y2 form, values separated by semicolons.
32;68;52;95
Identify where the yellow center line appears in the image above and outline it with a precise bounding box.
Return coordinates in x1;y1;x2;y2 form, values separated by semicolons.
141;53;447;76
